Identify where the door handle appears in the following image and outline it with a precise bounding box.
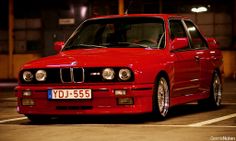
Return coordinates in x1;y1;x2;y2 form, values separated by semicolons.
194;56;200;61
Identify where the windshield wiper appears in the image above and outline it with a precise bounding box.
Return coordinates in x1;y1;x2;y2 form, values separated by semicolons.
77;44;107;48
64;44;107;50
101;42;150;48
118;42;150;48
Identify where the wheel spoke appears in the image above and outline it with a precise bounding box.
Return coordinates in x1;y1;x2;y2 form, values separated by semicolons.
157;78;169;117
213;74;222;106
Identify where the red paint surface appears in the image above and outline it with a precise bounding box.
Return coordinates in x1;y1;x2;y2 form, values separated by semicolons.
16;14;223;116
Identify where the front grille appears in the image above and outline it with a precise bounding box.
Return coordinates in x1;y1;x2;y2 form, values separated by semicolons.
73;68;84;82
19;68;84;84
20;67;134;84
19;68;61;84
60;68;84;83
60;68;71;82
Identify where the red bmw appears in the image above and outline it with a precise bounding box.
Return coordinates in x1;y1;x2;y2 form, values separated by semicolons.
15;14;224;121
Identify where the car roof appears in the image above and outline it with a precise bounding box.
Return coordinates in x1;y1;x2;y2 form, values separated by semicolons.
89;14;188;20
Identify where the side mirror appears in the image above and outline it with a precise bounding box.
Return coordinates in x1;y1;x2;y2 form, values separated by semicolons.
54;41;64;53
206;38;219;49
171;38;189;51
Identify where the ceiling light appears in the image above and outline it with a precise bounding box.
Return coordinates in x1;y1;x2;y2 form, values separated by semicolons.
191;6;207;13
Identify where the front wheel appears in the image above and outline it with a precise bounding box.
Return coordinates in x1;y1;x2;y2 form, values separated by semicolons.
153;77;170;119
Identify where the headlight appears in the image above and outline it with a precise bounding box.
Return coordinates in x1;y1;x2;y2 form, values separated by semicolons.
23;71;33;82
119;69;131;81
35;70;47;81
102;68;115;80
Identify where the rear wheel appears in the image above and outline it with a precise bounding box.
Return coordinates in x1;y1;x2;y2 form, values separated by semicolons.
198;71;222;109
153;77;170;119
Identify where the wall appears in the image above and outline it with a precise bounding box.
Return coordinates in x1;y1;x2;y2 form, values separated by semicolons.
0;55;9;79
222;51;236;79
0;54;40;79
180;12;232;49
0;12;235;80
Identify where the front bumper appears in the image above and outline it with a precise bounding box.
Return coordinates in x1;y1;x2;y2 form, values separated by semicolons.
15;83;154;115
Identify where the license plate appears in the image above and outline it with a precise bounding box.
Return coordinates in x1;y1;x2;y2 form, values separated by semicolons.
48;89;92;100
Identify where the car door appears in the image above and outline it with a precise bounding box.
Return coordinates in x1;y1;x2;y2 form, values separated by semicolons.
183;20;210;93
169;19;200;97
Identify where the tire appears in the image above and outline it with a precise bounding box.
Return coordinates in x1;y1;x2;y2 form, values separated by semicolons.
153;77;170;119
198;71;222;109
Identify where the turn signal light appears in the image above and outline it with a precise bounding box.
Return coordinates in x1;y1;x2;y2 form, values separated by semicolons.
22;90;31;96
114;90;127;96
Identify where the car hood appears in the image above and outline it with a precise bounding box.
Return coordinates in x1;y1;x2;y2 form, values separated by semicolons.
22;48;164;69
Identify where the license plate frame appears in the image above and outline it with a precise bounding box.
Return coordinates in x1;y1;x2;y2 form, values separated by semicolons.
48;89;92;100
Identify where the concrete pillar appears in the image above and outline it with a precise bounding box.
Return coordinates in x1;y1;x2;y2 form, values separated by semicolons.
159;0;163;13
232;0;236;49
8;0;14;79
233;0;236;48
119;0;124;15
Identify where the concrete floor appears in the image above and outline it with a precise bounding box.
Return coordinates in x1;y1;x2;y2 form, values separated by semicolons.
0;80;235;141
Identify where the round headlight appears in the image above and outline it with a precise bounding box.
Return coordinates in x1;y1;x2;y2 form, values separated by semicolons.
35;70;47;81
23;71;33;82
102;68;115;80
119;69;131;81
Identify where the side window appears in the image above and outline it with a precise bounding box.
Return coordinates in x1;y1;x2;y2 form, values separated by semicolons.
169;20;187;40
184;20;207;49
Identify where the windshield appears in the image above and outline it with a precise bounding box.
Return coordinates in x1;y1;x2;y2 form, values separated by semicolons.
63;17;165;51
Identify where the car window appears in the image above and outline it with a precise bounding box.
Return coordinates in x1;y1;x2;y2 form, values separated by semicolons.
169;20;187;40
63;17;165;51
184;20;207;49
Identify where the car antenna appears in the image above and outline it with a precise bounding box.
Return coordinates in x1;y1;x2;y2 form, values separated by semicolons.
125;0;133;15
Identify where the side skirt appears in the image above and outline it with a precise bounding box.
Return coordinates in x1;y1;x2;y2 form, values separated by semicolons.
170;91;210;107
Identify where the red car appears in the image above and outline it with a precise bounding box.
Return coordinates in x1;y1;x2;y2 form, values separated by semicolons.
16;14;224;121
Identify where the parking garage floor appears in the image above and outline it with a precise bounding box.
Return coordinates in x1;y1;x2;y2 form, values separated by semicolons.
0;80;235;141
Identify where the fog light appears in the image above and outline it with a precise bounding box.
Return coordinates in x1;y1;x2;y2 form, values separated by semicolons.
22;98;35;106
117;98;134;105
114;90;127;96
22;90;31;96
